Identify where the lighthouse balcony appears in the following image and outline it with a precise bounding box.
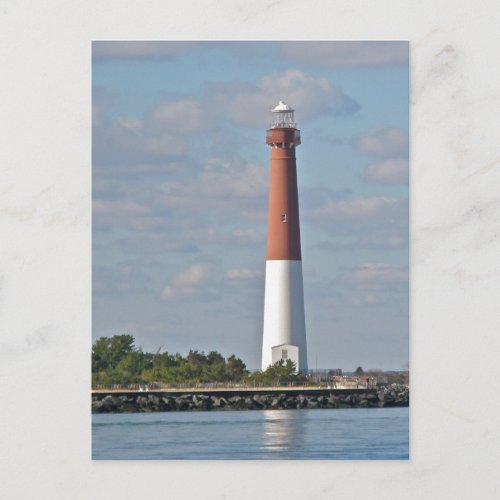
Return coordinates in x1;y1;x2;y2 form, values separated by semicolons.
266;128;301;147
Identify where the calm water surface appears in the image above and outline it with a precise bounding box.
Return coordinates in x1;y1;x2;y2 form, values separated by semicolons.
92;407;408;460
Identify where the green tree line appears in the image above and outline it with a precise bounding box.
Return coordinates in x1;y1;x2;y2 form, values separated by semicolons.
92;335;305;386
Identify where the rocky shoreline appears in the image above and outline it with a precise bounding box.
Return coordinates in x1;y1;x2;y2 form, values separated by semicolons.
92;384;409;413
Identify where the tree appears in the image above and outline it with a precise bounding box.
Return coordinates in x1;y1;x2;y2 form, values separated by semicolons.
92;337;112;372
91;335;254;386
245;360;306;386
205;361;227;381
226;355;247;381
264;359;297;382
205;351;226;381
108;335;135;368
92;335;137;372
207;351;225;365
354;366;364;376
114;350;147;383
187;349;207;367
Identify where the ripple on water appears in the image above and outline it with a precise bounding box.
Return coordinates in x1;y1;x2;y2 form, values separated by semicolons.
92;407;409;460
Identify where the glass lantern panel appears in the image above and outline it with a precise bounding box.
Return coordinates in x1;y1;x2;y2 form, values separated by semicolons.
272;110;295;128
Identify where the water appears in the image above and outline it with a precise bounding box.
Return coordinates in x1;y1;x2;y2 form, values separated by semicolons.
92;407;408;460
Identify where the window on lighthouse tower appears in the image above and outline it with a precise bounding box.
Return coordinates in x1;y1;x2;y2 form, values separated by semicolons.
281;213;287;223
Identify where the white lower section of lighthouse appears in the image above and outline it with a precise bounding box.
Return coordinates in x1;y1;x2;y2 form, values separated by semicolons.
261;260;308;371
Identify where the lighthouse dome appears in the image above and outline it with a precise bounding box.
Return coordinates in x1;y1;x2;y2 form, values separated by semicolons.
272;100;293;112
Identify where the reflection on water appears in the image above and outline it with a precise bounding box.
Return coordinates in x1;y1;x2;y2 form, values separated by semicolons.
93;407;409;460
261;410;305;454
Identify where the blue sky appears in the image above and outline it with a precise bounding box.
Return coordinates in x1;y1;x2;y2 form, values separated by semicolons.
92;41;408;371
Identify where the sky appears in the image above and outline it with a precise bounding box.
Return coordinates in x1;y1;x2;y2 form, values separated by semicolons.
92;41;408;371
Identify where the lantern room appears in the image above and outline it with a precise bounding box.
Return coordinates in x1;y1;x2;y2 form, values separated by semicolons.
270;100;296;129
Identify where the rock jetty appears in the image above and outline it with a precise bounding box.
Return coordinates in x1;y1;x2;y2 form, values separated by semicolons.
92;384;409;413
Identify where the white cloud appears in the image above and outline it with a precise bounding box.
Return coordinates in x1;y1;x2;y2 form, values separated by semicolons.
93;197;170;232
190;228;264;246
93;41;197;61
345;263;408;285
93;263;153;297
143;69;359;133
229;228;264;244
92;87;116;128
353;127;408;157
93;41;409;68
161;264;209;299
350;294;382;306
157;157;268;212
200;158;267;199
93;155;268;248
172;264;209;286
310;196;400;219
94;68;359;172
364;295;380;305
150;99;210;133
113;232;200;254
280;41;408;68
303;190;408;251
214;69;359;126
141;133;188;157
93;199;149;218
364;158;409;184
226;268;263;280
93;116;187;165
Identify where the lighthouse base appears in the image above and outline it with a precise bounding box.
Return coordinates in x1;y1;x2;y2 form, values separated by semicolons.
261;260;308;371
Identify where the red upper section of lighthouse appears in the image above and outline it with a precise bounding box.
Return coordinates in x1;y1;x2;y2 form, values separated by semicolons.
265;102;302;261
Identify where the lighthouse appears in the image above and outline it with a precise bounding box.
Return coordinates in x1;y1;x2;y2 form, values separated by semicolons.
261;101;308;372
